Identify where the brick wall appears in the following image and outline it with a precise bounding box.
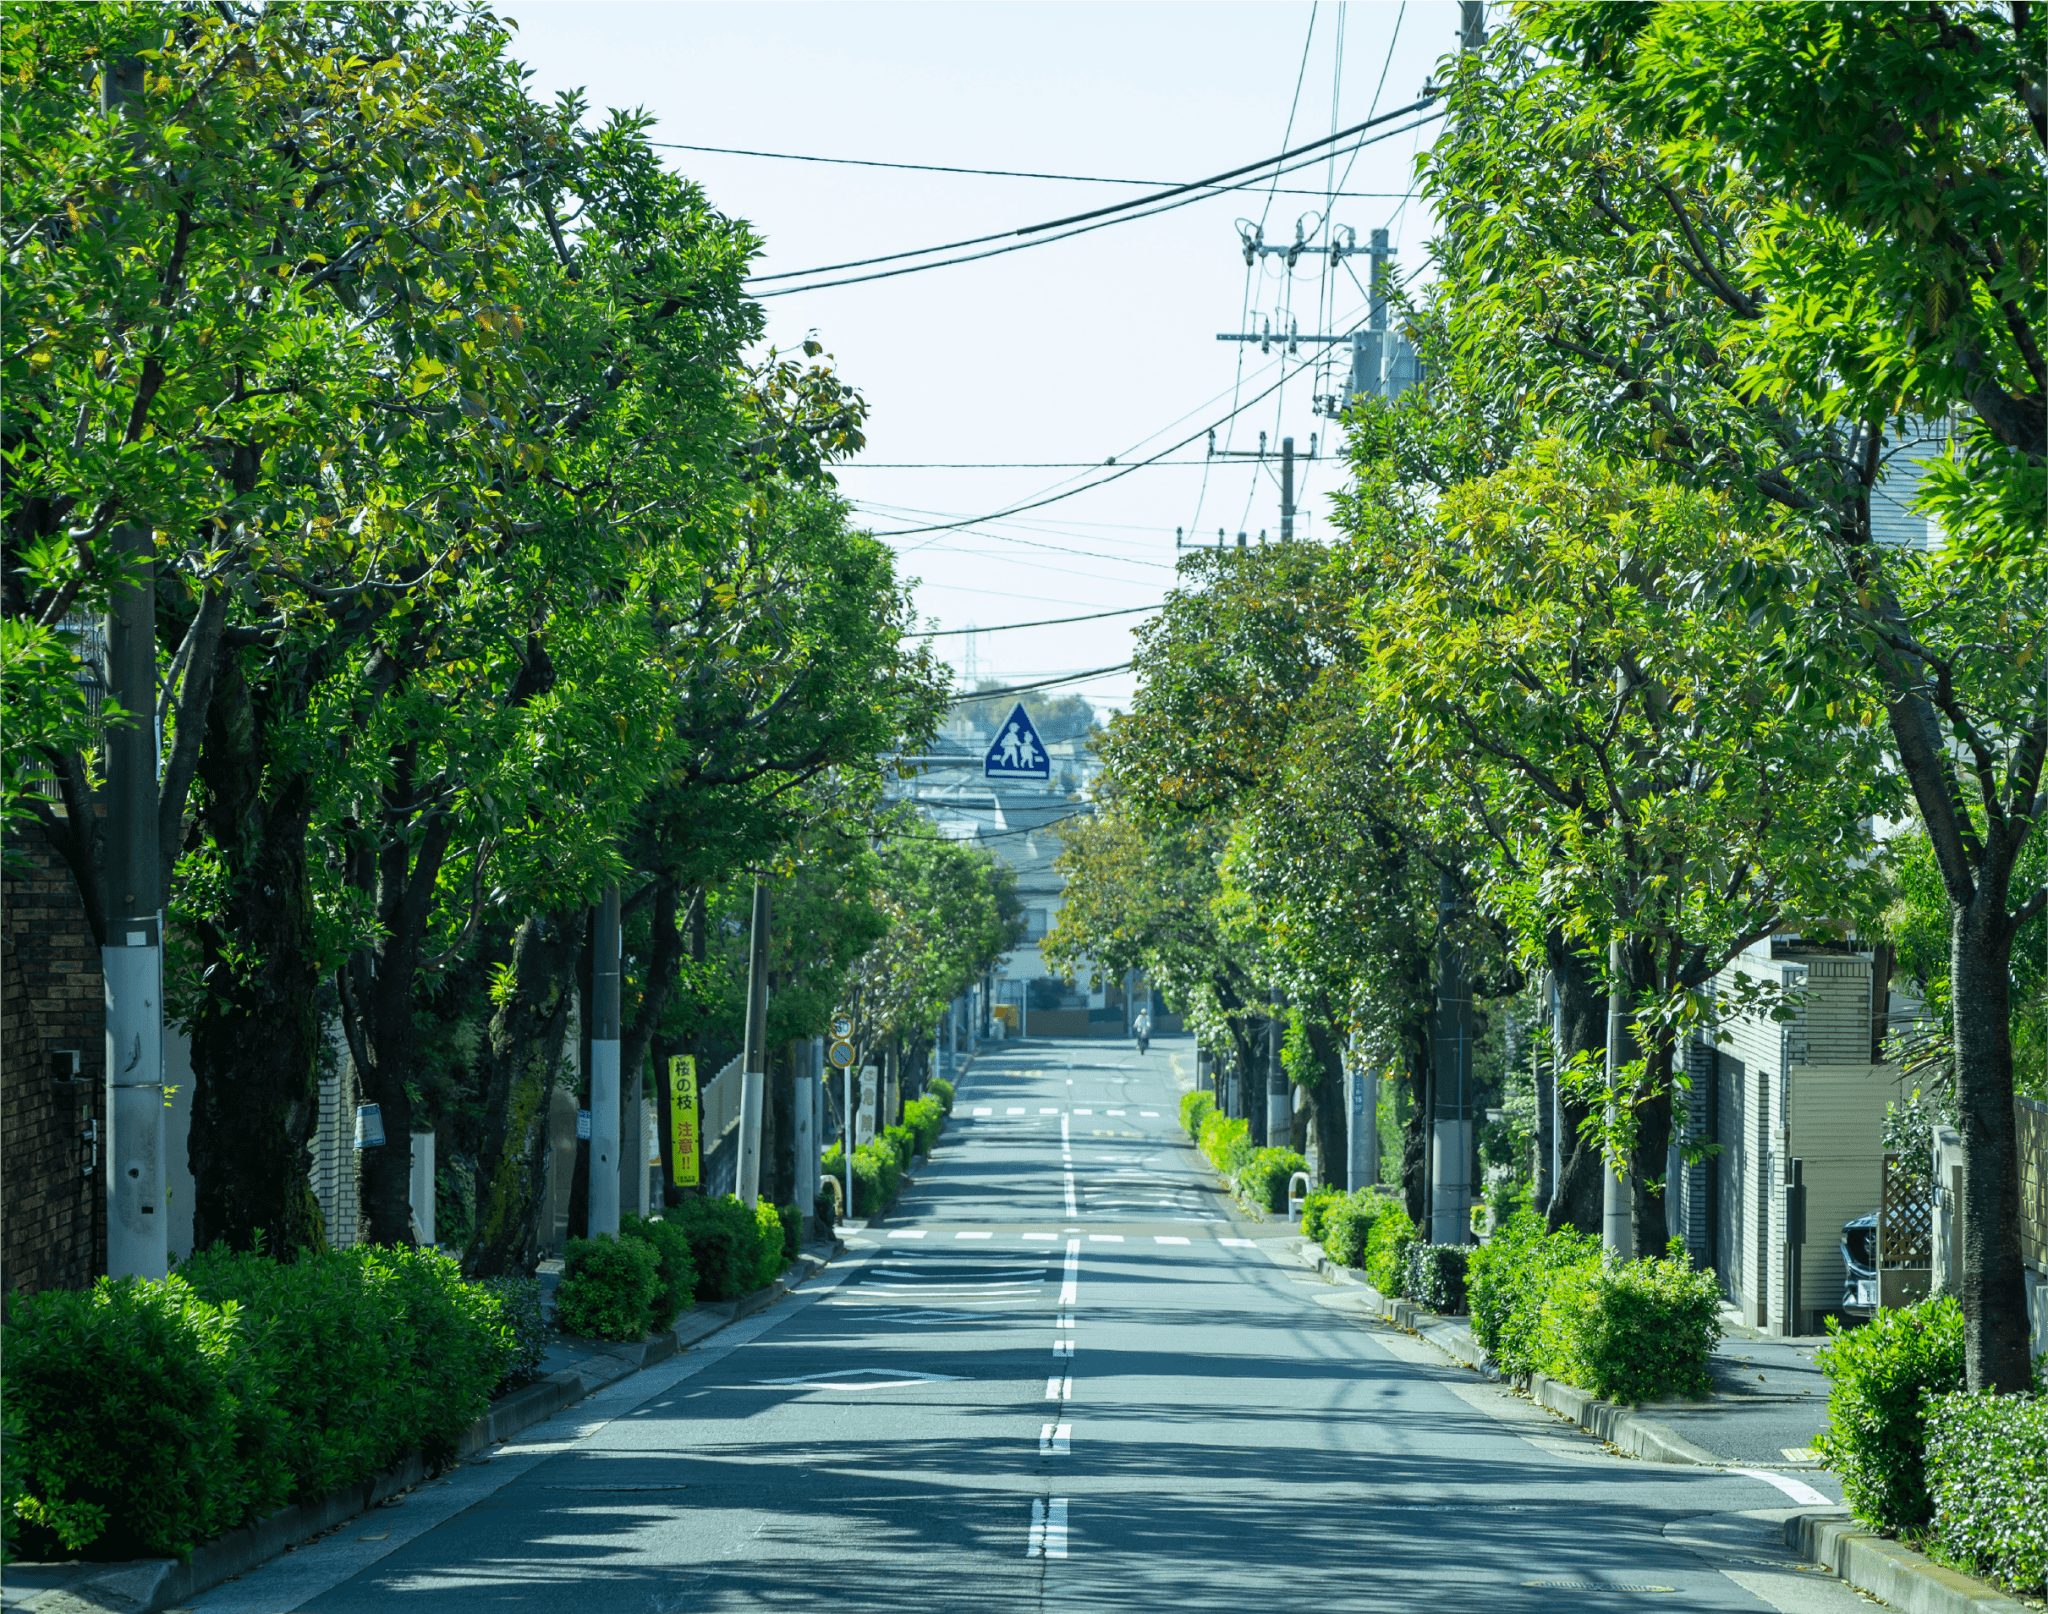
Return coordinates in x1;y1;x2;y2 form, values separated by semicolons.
2;834;106;1293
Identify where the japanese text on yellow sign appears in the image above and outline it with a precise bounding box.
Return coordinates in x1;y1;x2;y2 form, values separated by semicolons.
668;1055;700;1188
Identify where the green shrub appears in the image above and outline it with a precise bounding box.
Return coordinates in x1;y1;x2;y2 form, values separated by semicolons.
4;1275;285;1561
1925;1390;2048;1594
928;1076;955;1114
1365;1202;1417;1295
752;1199;790;1288
1236;1147;1309;1213
1530;1245;1720;1404
669;1195;770;1301
357;1244;514;1459
814;1181;838;1233
1321;1191;1391;1269
1299;1186;1344;1241
481;1274;552;1394
823;1138;902;1218
904;1094;945;1155
1815;1295;1968;1534
1180;1090;1215;1139
776;1201;803;1263
1196;1107;1245;1173
1466;1211;1599;1376
1404;1243;1470;1314
554;1234;661;1341
621;1213;698;1331
882;1122;916;1171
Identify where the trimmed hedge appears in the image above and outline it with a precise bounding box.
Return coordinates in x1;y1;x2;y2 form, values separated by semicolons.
1465;1212;1719;1404
1403;1243;1470;1314
928;1076;955;1114
1180;1090;1215;1139
622;1212;698;1331
1364;1201;1417;1295
821;1137;902;1218
480;1274;551;1395
1196;1109;1251;1176
751;1199;790;1289
1925;1389;2048;1595
553;1234;661;1341
1320;1190;1394;1269
1815;1295;1967;1534
4;1249;513;1563
1299;1186;1344;1242
904;1094;945;1155
1237;1147;1308;1214
668;1194;783;1301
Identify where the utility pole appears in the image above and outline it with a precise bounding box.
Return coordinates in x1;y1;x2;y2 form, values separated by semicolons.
104;521;165;1280
738;880;770;1206
1266;990;1290;1149
588;885;622;1237
1431;871;1472;1244
1603;936;1636;1258
1198;427;1316;543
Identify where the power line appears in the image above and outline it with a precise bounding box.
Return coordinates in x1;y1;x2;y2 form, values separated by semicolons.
748;98;1440;292
649;138;1413;199
948;663;1132;703
908;605;1160;638
845;461;1216;469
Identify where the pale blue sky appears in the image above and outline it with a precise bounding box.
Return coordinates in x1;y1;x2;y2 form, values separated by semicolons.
498;1;1459;710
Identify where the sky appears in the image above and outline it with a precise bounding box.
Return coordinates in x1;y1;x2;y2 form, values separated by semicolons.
497;1;1461;715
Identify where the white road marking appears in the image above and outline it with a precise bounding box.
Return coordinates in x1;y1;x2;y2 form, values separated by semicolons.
750;1368;964;1389
894;1231;927;1240
1044;1375;1073;1400
1039;1422;1072;1456
1154;1235;1191;1244
1060;1239;1079;1305
1056;1314;1074;1327
1107;1109;1125;1116
1061;1114;1070;1143
1064;1173;1077;1216
973;1107;992;1117
1075;1107;1093;1114
1088;1234;1124;1242
1008;1107;1024;1114
1039;1106;1060;1114
955;1231;992;1240
1140;1111;1159;1117
1053;1338;1074;1357
1046;1497;1069;1558
1219;1237;1255;1248
1023;1231;1057;1240
1727;1468;1832;1506
1026;1498;1045;1558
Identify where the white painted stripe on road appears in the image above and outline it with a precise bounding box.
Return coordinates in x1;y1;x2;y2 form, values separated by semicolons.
1060;1239;1079;1305
1075;1107;1093;1114
1046;1497;1069;1558
1023;1231;1057;1240
1026;1498;1045;1558
1007;1107;1024;1114
973;1107;992;1116
1039;1107;1060;1114
1039;1422;1072;1456
1726;1468;1832;1506
893;1231;927;1239
1155;1235;1191;1244
1140;1110;1159;1116
1106;1109;1125;1116
1045;1374;1073;1400
1064;1172;1077;1217
1088;1234;1124;1242
955;1231;992;1240
1053;1338;1074;1357
1061;1114;1070;1143
1056;1313;1073;1327
1219;1237;1255;1247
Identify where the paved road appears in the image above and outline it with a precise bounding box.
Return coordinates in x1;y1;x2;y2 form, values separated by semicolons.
193;1035;1873;1614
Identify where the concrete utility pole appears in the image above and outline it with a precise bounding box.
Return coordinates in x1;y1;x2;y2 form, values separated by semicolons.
1266;992;1290;1149
1431;871;1472;1245
738;880;770;1206
793;1036;818;1236
1348;1037;1379;1191
1602;936;1635;1258
1280;437;1296;540
588;885;622;1237
104;522;166;1280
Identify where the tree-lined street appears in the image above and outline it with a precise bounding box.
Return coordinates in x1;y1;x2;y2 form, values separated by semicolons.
166;1036;1866;1614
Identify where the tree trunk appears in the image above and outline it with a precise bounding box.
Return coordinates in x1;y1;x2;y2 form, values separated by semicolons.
468;910;582;1277
186;657;323;1255
1952;888;2031;1393
1544;937;1608;1237
1303;1015;1348;1188
768;1040;793;1207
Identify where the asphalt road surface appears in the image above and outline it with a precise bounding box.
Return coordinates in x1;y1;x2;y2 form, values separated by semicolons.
192;1035;1873;1614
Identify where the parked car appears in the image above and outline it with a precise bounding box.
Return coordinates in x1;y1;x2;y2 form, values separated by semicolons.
1842;1209;1878;1315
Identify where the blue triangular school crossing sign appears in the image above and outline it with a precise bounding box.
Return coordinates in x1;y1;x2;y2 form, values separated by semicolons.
984;701;1051;781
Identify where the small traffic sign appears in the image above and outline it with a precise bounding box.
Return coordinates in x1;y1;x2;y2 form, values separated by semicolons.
827;1040;855;1070
984;701;1050;781
830;1012;854;1040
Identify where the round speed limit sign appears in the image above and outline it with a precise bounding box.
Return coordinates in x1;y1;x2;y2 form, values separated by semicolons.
829;1012;854;1041
826;1040;855;1070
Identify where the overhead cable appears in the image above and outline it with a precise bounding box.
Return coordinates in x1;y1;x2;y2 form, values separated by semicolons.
749;97;1440;290
948;663;1132;703
649;138;1412;199
908;605;1160;638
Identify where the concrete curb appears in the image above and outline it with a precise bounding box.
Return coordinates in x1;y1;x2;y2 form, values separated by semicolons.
1298;1242;1745;1468
1784;1511;2036;1614
13;1241;844;1614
